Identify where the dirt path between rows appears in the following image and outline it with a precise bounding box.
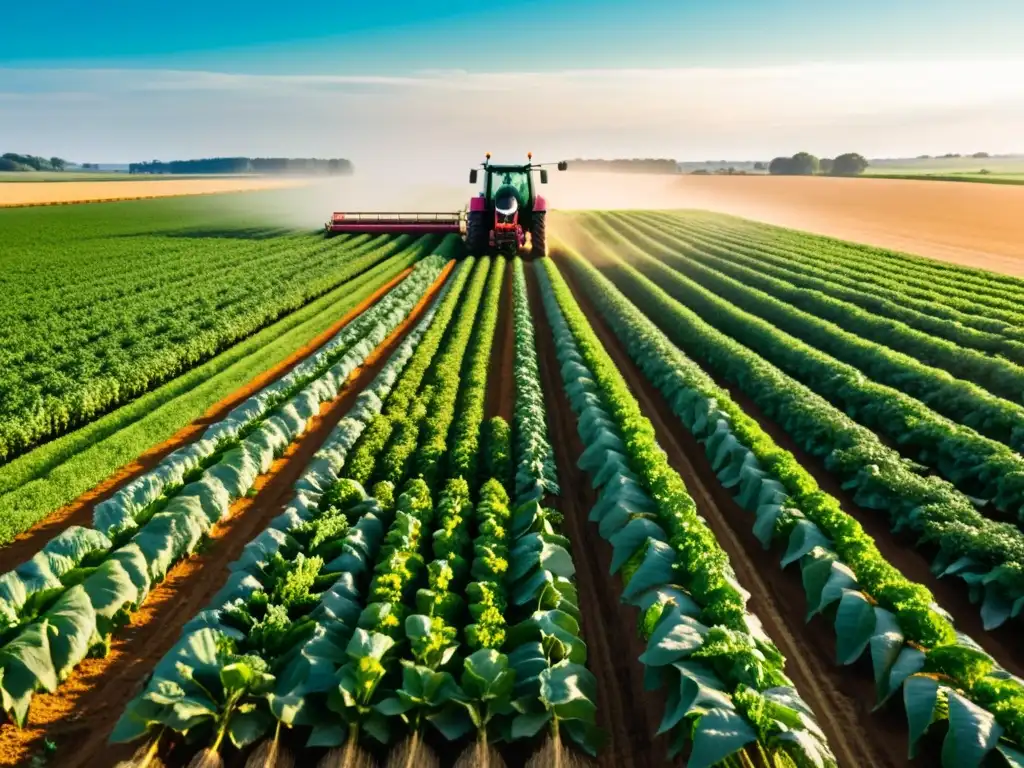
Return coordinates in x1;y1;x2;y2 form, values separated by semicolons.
0;268;414;573
486;259;515;423
0;264;454;768
554;254;911;768
526;264;673;768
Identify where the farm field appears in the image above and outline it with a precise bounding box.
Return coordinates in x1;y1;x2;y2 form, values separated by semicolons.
0;176;309;206
546;173;1024;276
5;204;1024;768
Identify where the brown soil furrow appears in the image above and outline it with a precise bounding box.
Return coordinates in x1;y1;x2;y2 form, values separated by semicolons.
555;255;909;768
525;264;671;768
0;267;414;571
486;258;515;422
0;263;454;768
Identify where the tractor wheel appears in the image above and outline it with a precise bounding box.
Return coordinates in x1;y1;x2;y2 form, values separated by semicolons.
466;211;488;255
530;212;546;259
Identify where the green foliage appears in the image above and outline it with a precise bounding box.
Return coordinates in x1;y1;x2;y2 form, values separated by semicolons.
447;257;505;486
0;206;440;463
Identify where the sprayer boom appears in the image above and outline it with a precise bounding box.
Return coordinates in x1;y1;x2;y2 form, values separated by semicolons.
325;211;466;236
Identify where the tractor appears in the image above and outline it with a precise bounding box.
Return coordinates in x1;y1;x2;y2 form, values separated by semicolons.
325;153;567;258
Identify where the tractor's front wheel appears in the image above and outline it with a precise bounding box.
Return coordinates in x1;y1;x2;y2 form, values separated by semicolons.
466;211;488;255
530;212;546;259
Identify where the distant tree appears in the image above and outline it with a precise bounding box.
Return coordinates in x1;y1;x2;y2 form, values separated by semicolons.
831;152;869;176
769;153;819;175
0;158;32;171
690;169;710;175
49;157;66;171
819;158;834;174
917;154;931;159
790;152;820;175
753;161;767;171
972;151;989;158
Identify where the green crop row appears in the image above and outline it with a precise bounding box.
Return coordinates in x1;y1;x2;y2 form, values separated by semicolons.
0;254;450;727
580;235;1024;628
618;213;1024;402
447;257;505;487
511;257;560;504
109;252;463;761
582;220;1024;527
632;212;1024;363
694;212;1024;310
649;212;1024;336
536;257;836;766
0;229;436;463
557;239;1024;766
341;259;475;487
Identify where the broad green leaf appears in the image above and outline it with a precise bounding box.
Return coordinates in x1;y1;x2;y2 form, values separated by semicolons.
775;729;833;768
427;703;475;740
657;661;730;734
834;590;874;665
877;646;926;708
228;708;272;748
511;709;551;739
781;520;832;569
621;541;676;603
462;649;515;701
539;662;597;725
0;620;58;726
347;628;395;661
609;521;667;574
904;674;942;758
942;690;1004;767
563;718;605;757
688;707;757;768
800;548;837;621
45;585;97;682
997;743;1024;768
813;560;858;618
868;608;904;699
639;612;706;667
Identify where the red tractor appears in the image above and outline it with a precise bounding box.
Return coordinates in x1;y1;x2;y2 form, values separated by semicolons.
325;153;568;257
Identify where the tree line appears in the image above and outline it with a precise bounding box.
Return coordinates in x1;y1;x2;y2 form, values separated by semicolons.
0;153;67;172
768;152;869;176
128;157;355;175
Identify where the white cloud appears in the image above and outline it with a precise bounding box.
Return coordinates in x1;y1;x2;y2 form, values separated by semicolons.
2;61;1023;177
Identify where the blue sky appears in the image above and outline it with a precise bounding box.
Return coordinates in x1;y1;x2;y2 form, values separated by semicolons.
2;1;1023;166
5;0;1022;72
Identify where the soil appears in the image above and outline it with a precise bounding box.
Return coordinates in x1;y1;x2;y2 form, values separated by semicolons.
553;254;916;768
0;177;311;207
0;263;454;768
0;268;415;573
486;259;515;423
524;264;674;768
543;172;1024;277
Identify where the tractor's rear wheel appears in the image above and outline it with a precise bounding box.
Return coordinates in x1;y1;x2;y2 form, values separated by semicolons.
466;211;488;255
530;212;546;259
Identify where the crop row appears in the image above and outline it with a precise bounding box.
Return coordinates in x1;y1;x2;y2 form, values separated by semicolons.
110;253;463;759
634;212;1024;364
0;254;450;726
112;250;600;764
651;212;1024;338
592;215;1024;517
577;230;1024;629
511;257;560;502
620;213;1024;407
587;216;1024;523
536;257;836;766
556;239;1024;766
0;229;437;463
